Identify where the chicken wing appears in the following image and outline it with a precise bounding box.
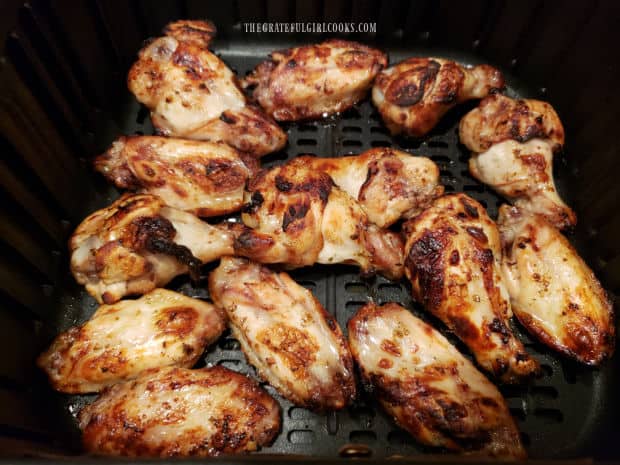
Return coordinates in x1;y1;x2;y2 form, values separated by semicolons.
296;148;443;227
498;205;614;365
209;257;356;410
242;40;387;121
37;289;225;393
127;20;286;157
70;193;234;304
348;302;525;459
460;94;575;229
79;366;281;457
94;136;258;217
403;194;539;383
372;58;504;137
234;158;404;279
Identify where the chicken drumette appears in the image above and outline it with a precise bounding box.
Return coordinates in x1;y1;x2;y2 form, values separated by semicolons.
372;57;504;137
70;193;234;304
242;40;387;121
403;194;539;383
234;158;404;279
460;94;575;229
296;148;443;228
128;20;286;157
498;205;614;365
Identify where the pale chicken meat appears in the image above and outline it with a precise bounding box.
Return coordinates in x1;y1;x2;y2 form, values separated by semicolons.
78;366;281;457
95;136;258;217
242;39;387;121
209;257;356;411
296;148;443;227
498;205;614;365
348;302;526;459
127;20;286;157
403;194;539;383
37;289;225;393
460;94;575;229
70;193;234;304
372;58;504;137
234;158;404;279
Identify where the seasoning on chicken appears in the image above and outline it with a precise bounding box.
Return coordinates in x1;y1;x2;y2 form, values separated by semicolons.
79;366;281;457
296;148;443;228
128;20;286;157
372;57;504;137
498;205;614;365
95;136;258;217
234;157;405;280
403;194;539;383
348;302;526;459
242;39;387;121
37;289;225;393
70;193;234;304
460;94;575;229
209;257;356;411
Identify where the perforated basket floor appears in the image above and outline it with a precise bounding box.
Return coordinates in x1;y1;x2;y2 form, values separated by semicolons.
45;50;609;460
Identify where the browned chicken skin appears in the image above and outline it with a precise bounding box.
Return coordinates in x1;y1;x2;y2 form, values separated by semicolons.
79;366;281;457
296;148;443;228
234;158;404;279
242;39;387;121
70;193;234;304
95;136;258;217
403;194;539;383
127;20;286;157
460;94;575;229
372;58;504;137
348;302;526;459
209;257;356;411
498;205;614;365
37;289;225;393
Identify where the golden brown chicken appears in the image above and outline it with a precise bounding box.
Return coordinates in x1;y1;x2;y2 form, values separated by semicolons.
127;20;286;157
70;193;234;304
403;194;539;383
296;148;443;228
498;205;614;365
242;40;387;121
372;57;504;137
37;289;225;393
209;257;356;411
78;366;281;457
234;158;404;279
94;136;258;217
348;302;526;459
460;94;575;229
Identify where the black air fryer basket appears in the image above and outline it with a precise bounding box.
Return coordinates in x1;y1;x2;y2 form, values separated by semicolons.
0;0;619;462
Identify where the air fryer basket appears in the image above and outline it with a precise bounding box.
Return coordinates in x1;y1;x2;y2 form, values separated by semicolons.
0;0;619;461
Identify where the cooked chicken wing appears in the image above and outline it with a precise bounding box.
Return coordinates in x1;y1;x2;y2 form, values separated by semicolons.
70;194;234;304
460;94;575;229
37;289;225;393
209;257;356;410
498;205;614;364
79;366;281;457
242;40;387;121
348;302;525;459
296;148;443;227
95;136;258;217
403;194;539;383
234;158;404;279
372;58;504;137
128;20;286;157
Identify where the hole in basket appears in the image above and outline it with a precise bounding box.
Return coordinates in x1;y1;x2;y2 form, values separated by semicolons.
345;282;369;294
431;155;451;163
463;184;485;193
521;432;531;446
345;301;367;313
531;385;559;399
136;105;149;124
387;430;410;446
297;138;317;146
561;361;578;384
371;140;391;147
342;126;362;133
534;408;564;423
427;140;449;148
218;338;240;351
297;280;317;291
349;430;377;443
288;430;315;444
342;140;363;147
288;407;314;420
342;107;362;119
378;283;402;293
370;126;389;135
510;407;526;422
